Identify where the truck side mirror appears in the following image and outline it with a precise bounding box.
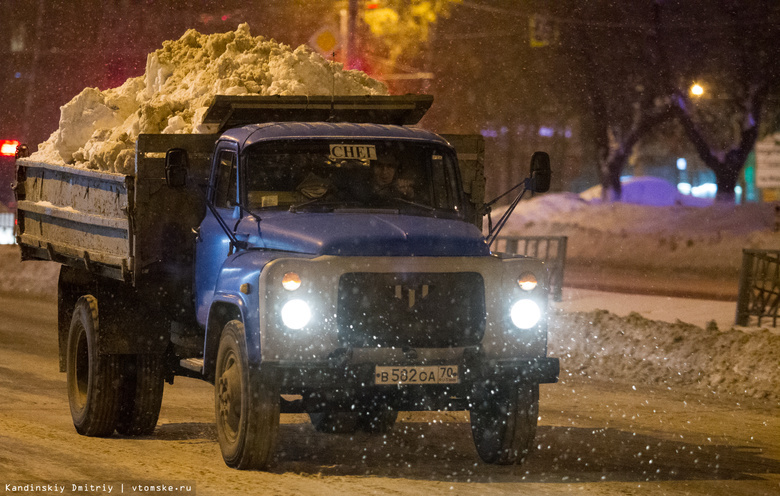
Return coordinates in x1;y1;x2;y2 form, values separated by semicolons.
530;151;551;193
16;144;30;159
165;148;188;188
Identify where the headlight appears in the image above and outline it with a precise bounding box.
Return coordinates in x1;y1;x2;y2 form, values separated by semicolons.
517;272;538;291
281;299;311;330
510;299;541;329
282;272;302;291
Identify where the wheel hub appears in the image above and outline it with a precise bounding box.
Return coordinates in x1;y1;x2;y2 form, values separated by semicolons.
217;356;242;438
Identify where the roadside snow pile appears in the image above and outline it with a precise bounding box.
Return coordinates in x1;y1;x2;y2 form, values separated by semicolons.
549;309;780;401
28;23;387;174
497;193;779;275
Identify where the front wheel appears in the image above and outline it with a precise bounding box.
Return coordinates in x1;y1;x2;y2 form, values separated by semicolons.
66;295;121;437
470;382;539;465
215;320;280;470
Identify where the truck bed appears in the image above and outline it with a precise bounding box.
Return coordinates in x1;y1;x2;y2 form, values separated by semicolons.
16;134;215;284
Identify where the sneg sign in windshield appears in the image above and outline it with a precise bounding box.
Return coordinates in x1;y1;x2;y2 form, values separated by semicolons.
328;143;377;162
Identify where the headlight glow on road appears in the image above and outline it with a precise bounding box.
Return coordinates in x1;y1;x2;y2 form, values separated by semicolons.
281;299;311;330
510;299;542;329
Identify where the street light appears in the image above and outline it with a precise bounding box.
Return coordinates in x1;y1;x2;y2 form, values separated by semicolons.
690;83;704;96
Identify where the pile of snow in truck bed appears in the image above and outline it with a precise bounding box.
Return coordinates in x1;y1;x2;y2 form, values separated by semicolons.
28;23;388;174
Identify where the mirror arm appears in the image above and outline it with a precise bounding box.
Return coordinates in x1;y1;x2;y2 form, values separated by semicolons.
485;177;531;248
485;180;525;209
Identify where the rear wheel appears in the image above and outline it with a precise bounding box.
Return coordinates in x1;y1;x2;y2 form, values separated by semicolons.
66;295;121;437
116;354;166;435
215;320;279;470
470;382;539;465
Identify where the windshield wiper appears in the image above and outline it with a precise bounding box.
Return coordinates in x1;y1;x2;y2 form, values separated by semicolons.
387;197;437;211
289;197;339;212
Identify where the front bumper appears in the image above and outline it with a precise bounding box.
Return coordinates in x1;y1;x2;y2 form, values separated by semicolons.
268;355;559;412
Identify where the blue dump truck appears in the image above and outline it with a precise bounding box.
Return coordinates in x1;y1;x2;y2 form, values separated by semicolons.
15;95;558;470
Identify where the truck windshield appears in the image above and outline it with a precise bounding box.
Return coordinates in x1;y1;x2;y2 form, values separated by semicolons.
242;140;463;216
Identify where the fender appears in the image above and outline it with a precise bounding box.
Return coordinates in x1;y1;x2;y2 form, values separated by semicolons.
201;249;320;376
203;292;255;382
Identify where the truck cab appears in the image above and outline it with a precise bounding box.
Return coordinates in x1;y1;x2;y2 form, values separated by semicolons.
175;96;558;469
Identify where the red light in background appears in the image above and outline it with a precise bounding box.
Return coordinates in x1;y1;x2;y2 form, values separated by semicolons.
366;3;379;9
0;140;20;157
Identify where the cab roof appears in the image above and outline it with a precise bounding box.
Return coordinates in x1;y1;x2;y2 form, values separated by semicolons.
220;122;452;150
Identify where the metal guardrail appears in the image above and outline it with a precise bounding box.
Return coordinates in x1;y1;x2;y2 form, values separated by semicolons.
495;236;567;301
735;249;780;327
0;212;15;245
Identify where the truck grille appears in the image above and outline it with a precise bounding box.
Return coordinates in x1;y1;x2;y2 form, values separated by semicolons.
337;272;486;348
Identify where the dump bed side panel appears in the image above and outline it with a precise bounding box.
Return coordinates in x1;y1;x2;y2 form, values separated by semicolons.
16;134;215;286
16;161;132;280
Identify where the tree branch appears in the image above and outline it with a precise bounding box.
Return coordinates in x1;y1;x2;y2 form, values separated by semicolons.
673;92;720;169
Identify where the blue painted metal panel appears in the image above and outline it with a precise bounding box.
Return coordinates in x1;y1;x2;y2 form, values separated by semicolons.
234;211;489;257
221;122;451;150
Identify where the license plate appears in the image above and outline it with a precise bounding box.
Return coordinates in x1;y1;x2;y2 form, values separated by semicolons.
374;365;459;385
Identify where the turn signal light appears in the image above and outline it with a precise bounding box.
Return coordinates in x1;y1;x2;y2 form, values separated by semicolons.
518;273;538;291
282;272;302;291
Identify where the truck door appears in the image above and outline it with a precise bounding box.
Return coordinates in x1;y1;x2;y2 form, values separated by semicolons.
194;145;239;326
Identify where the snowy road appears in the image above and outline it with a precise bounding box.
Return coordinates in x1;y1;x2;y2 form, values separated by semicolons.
1;292;778;496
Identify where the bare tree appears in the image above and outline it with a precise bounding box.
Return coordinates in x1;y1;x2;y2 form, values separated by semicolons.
675;84;768;202
665;1;779;202
565;1;678;200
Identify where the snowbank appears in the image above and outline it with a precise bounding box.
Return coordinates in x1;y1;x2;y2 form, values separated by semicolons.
29;23;387;173
497;193;780;276
550;309;780;402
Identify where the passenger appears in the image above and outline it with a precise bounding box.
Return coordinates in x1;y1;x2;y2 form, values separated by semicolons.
371;158;399;197
395;169;416;200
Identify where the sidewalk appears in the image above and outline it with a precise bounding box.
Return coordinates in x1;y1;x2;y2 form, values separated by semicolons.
562;263;739;302
553;287;740;332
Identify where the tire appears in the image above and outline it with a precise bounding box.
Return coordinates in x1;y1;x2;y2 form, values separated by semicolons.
309;411;360;434
215;320;279;470
66;295;121;437
470;382;539;465
116;354;166;436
